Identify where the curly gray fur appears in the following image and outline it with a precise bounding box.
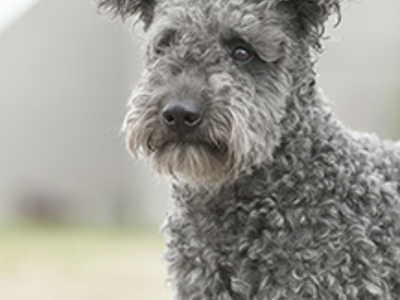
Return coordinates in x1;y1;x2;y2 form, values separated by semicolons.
95;0;155;27
95;0;400;299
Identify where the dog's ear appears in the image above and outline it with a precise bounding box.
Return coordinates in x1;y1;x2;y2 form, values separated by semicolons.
94;0;156;29
275;0;341;49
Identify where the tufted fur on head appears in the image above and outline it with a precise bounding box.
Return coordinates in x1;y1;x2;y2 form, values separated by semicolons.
273;0;341;49
94;0;156;29
95;0;341;45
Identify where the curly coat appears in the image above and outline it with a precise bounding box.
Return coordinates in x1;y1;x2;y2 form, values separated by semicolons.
95;0;400;299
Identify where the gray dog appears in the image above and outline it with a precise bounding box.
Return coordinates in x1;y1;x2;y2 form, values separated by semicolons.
95;0;400;299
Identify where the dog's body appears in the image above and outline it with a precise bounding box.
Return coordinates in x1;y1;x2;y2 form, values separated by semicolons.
95;0;400;298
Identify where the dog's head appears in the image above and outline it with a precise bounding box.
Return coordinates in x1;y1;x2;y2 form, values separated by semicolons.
95;0;340;187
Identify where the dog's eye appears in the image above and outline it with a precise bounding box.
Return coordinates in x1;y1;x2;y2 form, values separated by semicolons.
232;46;252;63
155;30;177;55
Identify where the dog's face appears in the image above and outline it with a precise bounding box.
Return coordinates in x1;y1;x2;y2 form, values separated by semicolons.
96;0;340;186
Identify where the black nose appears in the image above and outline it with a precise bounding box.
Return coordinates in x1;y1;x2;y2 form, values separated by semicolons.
161;102;203;134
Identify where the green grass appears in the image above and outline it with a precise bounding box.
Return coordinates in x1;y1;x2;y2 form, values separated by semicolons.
0;224;169;300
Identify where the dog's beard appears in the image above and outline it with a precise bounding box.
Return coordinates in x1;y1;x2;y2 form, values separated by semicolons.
126;121;275;187
152;142;228;183
130;134;234;186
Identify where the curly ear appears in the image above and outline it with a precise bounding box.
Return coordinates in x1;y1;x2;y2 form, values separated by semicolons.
276;0;341;49
95;0;156;29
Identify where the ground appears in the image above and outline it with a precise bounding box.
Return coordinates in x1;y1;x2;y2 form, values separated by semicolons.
0;224;169;300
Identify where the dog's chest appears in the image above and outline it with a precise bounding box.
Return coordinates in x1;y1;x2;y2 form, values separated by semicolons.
165;176;399;299
165;191;348;299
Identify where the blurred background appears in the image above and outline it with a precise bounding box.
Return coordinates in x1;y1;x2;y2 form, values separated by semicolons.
0;0;399;299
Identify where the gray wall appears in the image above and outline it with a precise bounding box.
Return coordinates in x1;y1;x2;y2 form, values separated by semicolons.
319;0;400;138
0;0;167;226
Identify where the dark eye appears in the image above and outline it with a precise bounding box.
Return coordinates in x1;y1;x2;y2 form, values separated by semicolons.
232;46;252;63
155;30;177;55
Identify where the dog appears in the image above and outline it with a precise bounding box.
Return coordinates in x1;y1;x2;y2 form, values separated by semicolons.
95;0;400;299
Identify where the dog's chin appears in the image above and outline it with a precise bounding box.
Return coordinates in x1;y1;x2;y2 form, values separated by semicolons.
150;141;231;186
